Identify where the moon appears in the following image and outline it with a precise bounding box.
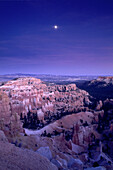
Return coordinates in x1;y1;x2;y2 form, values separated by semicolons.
54;25;58;29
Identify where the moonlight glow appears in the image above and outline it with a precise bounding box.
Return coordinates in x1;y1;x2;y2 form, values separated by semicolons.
54;25;58;29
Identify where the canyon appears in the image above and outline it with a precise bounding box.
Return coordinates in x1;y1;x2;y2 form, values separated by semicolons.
0;77;113;170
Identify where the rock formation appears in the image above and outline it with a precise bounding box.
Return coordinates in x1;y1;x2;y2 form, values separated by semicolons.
0;77;113;169
0;77;92;132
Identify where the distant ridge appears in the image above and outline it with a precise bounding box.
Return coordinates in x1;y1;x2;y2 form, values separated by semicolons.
0;73;99;83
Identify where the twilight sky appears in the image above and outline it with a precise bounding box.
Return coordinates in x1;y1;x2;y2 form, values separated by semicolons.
0;0;113;75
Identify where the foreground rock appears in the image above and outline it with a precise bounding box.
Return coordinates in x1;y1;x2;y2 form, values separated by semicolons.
36;146;52;161
0;131;57;170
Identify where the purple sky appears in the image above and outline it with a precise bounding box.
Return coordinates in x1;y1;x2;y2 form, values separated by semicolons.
0;0;113;75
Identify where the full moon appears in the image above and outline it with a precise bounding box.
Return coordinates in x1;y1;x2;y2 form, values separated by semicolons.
54;25;58;29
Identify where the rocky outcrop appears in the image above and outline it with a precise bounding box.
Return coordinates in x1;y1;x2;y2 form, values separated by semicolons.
0;131;57;170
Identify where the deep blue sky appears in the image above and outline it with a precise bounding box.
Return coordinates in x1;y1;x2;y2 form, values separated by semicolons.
0;0;113;75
